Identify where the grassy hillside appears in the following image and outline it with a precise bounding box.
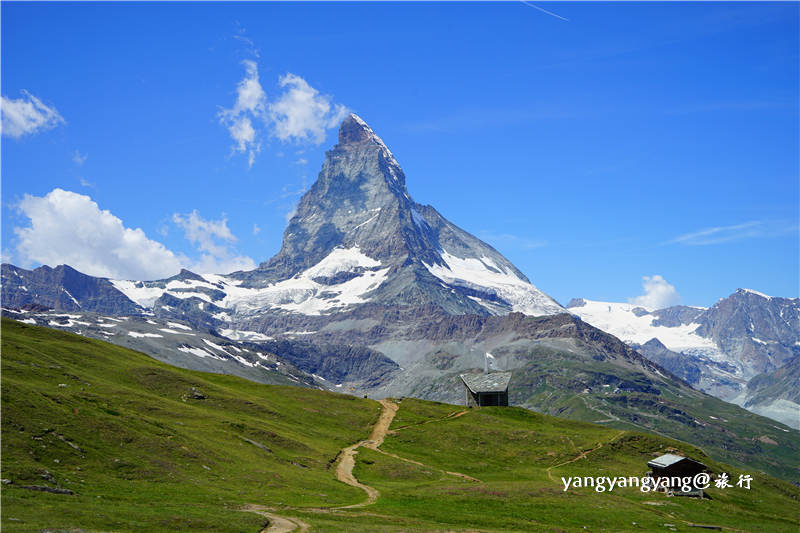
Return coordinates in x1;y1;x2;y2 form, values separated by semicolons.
1;318;378;531
409;339;800;482
508;346;800;481
3;318;799;532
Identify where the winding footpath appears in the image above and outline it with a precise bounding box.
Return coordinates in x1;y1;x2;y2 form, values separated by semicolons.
545;430;627;483
242;505;310;533
244;399;478;531
334;398;398;508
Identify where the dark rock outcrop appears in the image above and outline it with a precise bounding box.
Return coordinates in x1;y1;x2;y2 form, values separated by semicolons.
1;264;141;315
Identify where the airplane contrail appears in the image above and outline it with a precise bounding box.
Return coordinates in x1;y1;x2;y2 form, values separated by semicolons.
521;1;570;22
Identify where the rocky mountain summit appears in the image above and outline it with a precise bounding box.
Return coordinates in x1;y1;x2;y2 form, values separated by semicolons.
229;114;563;317
2;264;142;315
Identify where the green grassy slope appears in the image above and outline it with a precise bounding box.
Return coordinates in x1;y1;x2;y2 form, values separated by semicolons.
1;318;379;532
508;350;800;482
356;399;800;532
407;338;800;484
3;319;799;532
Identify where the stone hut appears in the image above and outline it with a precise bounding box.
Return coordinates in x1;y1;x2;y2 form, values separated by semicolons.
459;372;511;407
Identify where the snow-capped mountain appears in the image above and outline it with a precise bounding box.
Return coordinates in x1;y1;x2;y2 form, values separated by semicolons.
2;263;142;315
71;114;561;322
228;114;562;317
0;113;565;394
567;289;800;428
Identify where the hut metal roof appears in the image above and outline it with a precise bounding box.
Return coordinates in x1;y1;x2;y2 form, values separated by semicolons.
460;372;512;394
648;454;706;469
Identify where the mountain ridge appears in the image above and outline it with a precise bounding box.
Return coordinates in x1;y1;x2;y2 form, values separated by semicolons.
230;113;563;317
567;290;800;428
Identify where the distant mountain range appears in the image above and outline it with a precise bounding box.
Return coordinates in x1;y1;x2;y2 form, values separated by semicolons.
567;289;800;428
3;114;798;480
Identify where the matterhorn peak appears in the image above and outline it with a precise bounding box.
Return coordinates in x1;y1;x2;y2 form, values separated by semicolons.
232;112;563;317
337;114;402;167
338;113;376;145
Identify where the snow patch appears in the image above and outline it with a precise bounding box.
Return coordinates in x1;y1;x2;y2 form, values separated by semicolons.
159;328;196;336
568;299;730;365
304;246;381;278
62;288;81;307
423;249;562;316
219;329;274;342
352;209;381;232
202;338;233;356
127;331;163;338
740;288;772;300
110;280;165;308
177;346;223;360
221;246;389;316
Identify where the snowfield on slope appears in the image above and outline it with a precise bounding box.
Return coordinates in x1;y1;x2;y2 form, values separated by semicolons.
113;246;391;316
568;299;728;360
423;249;564;316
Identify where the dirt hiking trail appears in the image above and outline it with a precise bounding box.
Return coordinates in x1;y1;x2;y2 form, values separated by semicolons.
242;504;310;533
334;398;398;508
245;398;478;530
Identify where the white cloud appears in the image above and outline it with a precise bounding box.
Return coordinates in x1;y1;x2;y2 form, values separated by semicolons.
269;73;349;145
79;177;94;188
218;58;347;164
1;248;15;265
14;189;183;280
252;223;262;236
629;275;680;310
72;150;88;166
172;210;256;274
13;190;258;280
667;221;763;246
172;210;235;257
1;90;65;138
218;60;267;168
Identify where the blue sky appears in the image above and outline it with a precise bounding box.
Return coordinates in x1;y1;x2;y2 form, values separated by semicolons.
2;2;797;308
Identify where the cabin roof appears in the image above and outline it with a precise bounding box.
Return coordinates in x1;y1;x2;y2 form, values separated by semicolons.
460;372;512;394
648;454;706;469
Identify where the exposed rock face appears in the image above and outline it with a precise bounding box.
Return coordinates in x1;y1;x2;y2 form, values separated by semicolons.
695;289;799;376
1;264;141;315
254;340;400;388
567;289;800;426
651;306;705;327
630;338;703;385
230;114;563;317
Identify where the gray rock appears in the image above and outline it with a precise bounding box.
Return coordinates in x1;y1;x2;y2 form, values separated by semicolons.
1;264;142;315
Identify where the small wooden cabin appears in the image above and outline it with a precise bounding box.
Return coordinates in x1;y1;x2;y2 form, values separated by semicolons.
460;372;511;407
647;454;707;496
